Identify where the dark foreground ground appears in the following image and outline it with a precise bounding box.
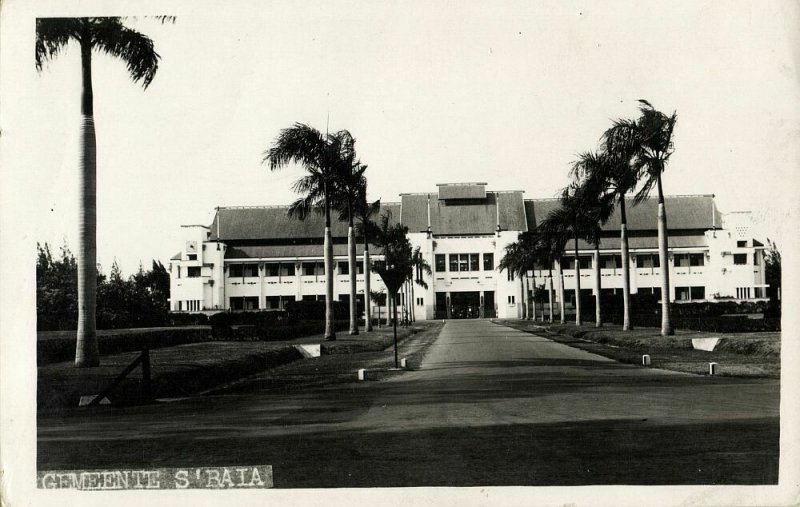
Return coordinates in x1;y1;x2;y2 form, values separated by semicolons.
38;320;779;487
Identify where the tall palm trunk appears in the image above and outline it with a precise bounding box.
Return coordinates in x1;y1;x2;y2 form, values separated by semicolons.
347;212;358;335
574;232;582;326
363;231;372;332
520;273;536;320
547;266;554;323
556;257;566;324
519;276;526;319
593;238;602;327
656;174;673;335
410;278;416;322
75;34;99;367
323;187;336;340
620;196;632;330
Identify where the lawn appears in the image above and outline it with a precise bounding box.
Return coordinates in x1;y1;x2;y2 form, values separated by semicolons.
496;320;780;378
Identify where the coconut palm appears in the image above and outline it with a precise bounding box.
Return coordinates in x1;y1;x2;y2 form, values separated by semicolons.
264;124;358;341
571;152;616;327
499;233;539;319
606;100;678;335
536;222;569;324
331;157;368;335
36;17;170;367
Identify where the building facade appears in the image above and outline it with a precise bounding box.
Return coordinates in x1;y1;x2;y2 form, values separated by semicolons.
169;182;768;319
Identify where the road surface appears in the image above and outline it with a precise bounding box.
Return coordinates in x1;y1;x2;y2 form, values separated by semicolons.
38;320;779;486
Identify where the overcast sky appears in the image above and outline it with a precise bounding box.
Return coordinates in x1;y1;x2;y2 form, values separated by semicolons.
3;0;799;275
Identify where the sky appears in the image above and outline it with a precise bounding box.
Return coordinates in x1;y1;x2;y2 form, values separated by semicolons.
3;0;800;275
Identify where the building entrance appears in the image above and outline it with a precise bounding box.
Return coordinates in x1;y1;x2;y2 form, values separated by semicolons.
450;291;480;319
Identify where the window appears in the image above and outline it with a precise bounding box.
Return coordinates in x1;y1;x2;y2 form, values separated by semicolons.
600;255;622;269
266;264;280;277
356;262;364;275
243;264;259;277
265;296;281;309
560;256;592;270
508;295;515;304
416;297;424;306
176;266;181;278
229;264;243;277
187;254;197;261
676;286;690;301
230;296;259;311
469;254;479;272
435;254;446;272
753;253;760;266
483;253;494;271
281;263;295;277
178;301;182;311
187;266;201;278
457;254;468;272
690;286;705;300
302;294;317;301
303;262;317;276
636;254;660;268
689;253;705;267
338;261;349;275
733;254;747;265
674;254;690;267
449;254;459;272
737;240;747;247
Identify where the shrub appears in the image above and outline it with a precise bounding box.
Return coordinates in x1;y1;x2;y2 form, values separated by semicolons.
169;313;210;326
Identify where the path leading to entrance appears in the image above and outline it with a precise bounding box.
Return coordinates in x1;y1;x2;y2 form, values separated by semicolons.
38;319;779;487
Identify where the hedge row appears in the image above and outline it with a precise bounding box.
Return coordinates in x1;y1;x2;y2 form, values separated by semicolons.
38;327;213;365
212;319;349;341
603;312;780;333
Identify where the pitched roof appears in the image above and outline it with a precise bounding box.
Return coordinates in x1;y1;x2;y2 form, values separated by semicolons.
525;195;721;232
400;191;527;235
209;202;401;241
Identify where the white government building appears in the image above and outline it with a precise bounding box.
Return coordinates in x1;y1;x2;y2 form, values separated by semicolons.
169;182;768;320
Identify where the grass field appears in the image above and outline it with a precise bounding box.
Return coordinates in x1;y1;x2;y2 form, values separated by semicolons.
497;320;780;378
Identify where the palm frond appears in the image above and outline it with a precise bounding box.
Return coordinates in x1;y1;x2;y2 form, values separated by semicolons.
91;17;161;88
35;17;82;71
263;123;326;172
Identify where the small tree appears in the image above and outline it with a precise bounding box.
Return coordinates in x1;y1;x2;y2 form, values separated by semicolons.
370;211;413;368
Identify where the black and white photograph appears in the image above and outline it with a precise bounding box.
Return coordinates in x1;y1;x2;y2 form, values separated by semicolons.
1;1;798;505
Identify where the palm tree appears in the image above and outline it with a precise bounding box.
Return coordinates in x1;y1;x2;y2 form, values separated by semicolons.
594;130;642;331
331;157;368;335
410;246;432;322
36;17;170;367
536;223;569;324
264;124;358;340
354;183;381;332
499;234;537;319
369;211;413;367
539;184;598;327
571;153;616;328
607;100;678;335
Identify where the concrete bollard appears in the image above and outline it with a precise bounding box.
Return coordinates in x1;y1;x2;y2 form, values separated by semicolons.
709;362;718;376
400;358;408;368
642;354;651;366
357;369;366;381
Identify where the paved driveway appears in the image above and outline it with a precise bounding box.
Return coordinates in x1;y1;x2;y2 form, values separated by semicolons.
38;320;779;487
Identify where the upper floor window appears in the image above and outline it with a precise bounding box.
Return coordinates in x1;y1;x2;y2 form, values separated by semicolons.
483;253;494;271
266;264;280;277
449;254;459;272
187;254;197;261
435;254;446;272
733;253;747;265
561;256;592;270
469;254;479;272
737;240;747;248
636;254;660;268
187;267;201;278
338;261;349;275
599;255;622;269
689;253;705;267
